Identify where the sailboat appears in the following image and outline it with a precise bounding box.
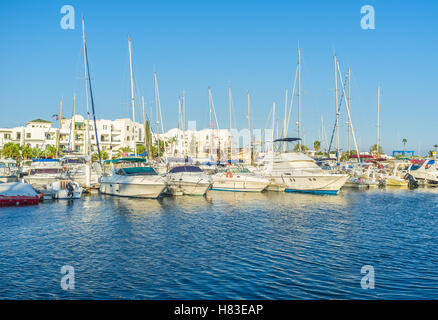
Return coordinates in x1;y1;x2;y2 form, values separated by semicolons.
99;37;167;199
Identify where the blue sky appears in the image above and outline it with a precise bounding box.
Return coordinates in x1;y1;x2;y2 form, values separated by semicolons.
0;0;437;154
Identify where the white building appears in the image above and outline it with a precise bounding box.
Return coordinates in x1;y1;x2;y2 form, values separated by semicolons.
0;116;262;162
0;115;144;158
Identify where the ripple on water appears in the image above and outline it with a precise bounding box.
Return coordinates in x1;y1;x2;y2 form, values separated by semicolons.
0;188;437;299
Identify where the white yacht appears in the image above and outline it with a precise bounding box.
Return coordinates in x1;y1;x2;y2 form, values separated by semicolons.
260;138;349;195
165;165;212;196
99;158;167;199
408;159;438;185
22;159;65;188
0;159;19;183
60;154;101;187
211;167;270;192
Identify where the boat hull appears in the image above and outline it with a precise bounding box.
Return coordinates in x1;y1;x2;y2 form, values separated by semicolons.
99;181;166;198
167;182;211;196
267;174;349;194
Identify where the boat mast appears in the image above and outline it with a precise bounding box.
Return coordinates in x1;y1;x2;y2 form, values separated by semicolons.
377;85;380;156
247;91;252;164
228;86;232;163
71;92;76;152
82;18;91;156
297;47;301;151
347;67;351;155
283;88;288;152
208;87;213;161
128;37;137;156
272;102;276;153
56;98;63;157
334;53;340;163
142;96;146;154
182;90;187;159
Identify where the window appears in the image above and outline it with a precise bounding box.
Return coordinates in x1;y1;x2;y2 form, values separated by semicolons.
127;126;130;131
16;133;21;139
4;133;11;139
103;125;107;130
26;133;31;139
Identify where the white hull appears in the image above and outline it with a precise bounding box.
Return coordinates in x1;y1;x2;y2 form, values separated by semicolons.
211;173;269;192
99;175;167;199
167;182;211;196
266;173;349;194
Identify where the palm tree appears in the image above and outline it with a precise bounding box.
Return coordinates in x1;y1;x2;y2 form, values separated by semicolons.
370;144;383;155
313;140;321;152
44;145;57;159
115;147;132;159
434;144;438;153
31;147;44;159
20;145;32;160
1;143;20;160
402;138;407;153
91;150;109;162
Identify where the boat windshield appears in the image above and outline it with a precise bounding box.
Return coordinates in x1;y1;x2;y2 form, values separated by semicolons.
116;167;158;176
30;168;63;174
231;168;251;173
169;166;203;173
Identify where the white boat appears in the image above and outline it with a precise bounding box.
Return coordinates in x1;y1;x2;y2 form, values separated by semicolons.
384;162;410;187
47;180;84;199
0;159;19;183
61;154;101;187
22;159;65;188
260;138;349;195
409;159;438;185
211;167;270;192
165;165;212;196
99;158;167;199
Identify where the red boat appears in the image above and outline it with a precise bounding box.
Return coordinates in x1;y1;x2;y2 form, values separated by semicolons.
0;182;40;207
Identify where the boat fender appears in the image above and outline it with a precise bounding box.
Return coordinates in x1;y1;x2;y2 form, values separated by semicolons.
226;171;232;178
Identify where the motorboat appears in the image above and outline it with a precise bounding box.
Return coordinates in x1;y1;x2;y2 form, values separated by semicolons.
0;159;19;183
165;165;212;196
211;167;270;192
408;159;438;185
46;180;84;199
99;158;167;199
22;159;65;188
260;138;349;195
60;154;101;187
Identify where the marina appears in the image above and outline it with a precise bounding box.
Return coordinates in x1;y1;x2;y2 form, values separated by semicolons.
1;0;438;304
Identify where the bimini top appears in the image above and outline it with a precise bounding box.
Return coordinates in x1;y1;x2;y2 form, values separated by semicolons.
274;138;301;143
105;157;147;164
115;167;157;176
169;165;203;173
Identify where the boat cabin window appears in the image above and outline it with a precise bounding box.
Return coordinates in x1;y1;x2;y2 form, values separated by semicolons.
169;166;202;173
30;168;63;174
115;167;158;176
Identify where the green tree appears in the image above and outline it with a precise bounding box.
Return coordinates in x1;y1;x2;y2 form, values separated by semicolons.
313;140;321;152
1;143;20;160
115;147;132;159
145;120;152;158
434;144;438;153
369;144;383;155
31;147;44;159
402;138;407;152
44;145;57;159
136;144;145;155
20;145;32;160
293;144;309;152
91;150;109;162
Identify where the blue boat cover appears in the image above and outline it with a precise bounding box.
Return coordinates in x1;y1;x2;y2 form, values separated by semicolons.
169;166;203;173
